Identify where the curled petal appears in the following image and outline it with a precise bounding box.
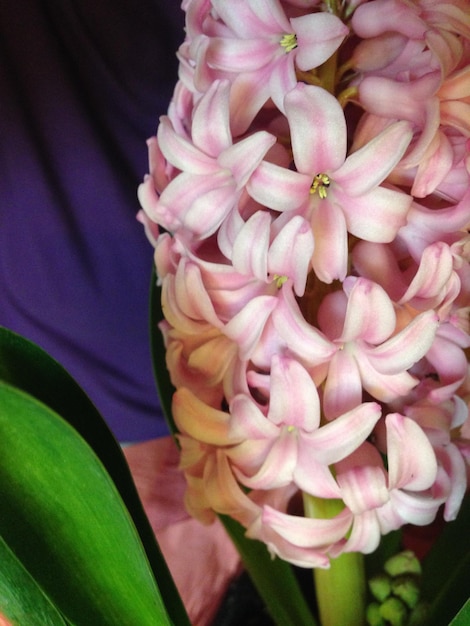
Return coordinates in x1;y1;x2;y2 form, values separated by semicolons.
269;355;320;430
386;414;438;491
234;428;298;489
231;211;270;280
268;214;314;297
157;117;218;175
192;79;232;155
219;131;277;188
337;465;389;515
340;278;396;344
261;505;351;549
173;388;241;446
367;311;439;374
334;121;412;196
273;289;336;365
301;402;382;465
224;295;278;359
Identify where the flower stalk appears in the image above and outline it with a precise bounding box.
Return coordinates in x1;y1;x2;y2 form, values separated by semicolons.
304;494;367;626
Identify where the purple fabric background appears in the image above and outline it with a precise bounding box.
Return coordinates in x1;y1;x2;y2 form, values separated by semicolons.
0;1;184;441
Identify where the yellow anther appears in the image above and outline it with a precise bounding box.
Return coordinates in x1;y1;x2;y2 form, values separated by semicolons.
273;274;288;288
280;33;298;53
287;425;296;433
310;173;331;199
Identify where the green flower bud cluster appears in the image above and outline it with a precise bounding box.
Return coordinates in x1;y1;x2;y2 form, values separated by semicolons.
366;551;429;626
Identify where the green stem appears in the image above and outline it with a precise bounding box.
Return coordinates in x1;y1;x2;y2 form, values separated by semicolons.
303;494;367;626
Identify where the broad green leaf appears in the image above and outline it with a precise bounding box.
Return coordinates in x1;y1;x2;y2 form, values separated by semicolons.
420;496;470;626
0;325;189;626
149;269;317;625
0;381;171;626
0;536;67;626
449;598;470;625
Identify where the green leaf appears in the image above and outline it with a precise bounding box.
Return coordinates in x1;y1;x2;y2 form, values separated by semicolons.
0;535;67;626
149;271;317;625
0;325;189;626
420;496;470;626
0;381;171;626
449;598;470;626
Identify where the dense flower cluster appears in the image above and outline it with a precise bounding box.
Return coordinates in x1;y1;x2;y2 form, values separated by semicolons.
139;0;470;568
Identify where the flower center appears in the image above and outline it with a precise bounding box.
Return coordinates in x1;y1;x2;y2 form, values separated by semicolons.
280;33;298;53
310;173;331;199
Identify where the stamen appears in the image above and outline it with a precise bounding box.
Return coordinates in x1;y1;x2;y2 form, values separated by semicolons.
280;33;298;53
273;274;288;288
310;173;331;199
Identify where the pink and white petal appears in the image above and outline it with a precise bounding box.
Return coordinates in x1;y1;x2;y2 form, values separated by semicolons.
334;121;412;196
355;350;419;402
268;55;299;113
268;355;320;430
191;80;233;155
219;131;277;188
435;444;467;521
247;160;311;212
272;288;336;365
229;69;273;136
231;211;270;280
366;310;439;375
303;402;382;464
230;394;279;439
233;428;298;489
399;242;454;304
268;214;314;297
323;349;364;419
336;464;389;515
340;278;396;344
336;186;411;243
386;413;438;491
387;489;442;527
157;117;218;174
180;179;239;238
292;13;349;70
224;295;278;359
250;519;331;568
173;388;241;445
212;0;291;37
285;83;347;175
174;260;224;328
294;456;342;499
311;199;349;283
262;505;351;549
226;438;277;473
342;510;382;554
206;37;278;72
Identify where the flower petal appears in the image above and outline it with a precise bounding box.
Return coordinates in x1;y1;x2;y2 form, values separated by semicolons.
285;83;347;175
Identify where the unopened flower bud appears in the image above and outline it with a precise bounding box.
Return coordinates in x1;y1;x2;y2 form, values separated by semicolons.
391;575;420;609
369;573;392;603
366;602;386;626
384;550;421;577
379;597;408;626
